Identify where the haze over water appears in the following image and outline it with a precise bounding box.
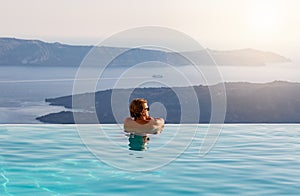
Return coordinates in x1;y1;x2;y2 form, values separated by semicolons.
0;53;299;123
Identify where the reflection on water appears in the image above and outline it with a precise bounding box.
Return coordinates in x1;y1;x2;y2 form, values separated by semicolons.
128;134;150;151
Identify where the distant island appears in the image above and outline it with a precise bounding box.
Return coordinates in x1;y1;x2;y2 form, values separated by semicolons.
37;81;300;124
0;37;290;67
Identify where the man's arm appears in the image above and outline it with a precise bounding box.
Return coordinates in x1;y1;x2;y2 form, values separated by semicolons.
149;118;164;134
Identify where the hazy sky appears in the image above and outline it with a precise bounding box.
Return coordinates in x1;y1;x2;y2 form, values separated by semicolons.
1;0;300;55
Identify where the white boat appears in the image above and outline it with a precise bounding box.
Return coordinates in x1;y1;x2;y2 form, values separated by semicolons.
152;74;163;78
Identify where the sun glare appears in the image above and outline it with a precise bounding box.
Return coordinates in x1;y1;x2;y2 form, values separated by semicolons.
247;3;283;37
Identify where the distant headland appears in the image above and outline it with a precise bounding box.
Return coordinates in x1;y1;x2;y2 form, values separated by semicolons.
36;81;300;124
0;37;290;67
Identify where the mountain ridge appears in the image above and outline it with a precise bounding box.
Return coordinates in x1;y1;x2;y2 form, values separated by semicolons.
0;37;290;67
36;81;300;124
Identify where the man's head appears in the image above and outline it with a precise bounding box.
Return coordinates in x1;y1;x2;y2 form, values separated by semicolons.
129;98;149;120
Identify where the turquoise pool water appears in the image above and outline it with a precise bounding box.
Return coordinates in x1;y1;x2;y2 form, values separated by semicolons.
1;124;300;195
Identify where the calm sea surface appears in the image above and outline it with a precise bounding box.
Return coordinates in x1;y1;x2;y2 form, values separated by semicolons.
0;63;299;123
0;124;299;195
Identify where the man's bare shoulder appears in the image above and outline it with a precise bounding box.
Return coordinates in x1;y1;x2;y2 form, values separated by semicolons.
123;117;164;135
124;117;133;123
153;117;164;125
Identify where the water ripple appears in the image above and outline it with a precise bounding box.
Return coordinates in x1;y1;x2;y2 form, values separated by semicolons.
1;124;300;195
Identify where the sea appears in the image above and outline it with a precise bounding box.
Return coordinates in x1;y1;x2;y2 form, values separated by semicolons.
0;62;299;123
0;62;300;195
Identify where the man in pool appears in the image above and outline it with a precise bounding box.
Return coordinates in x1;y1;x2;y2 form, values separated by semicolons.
124;98;165;137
